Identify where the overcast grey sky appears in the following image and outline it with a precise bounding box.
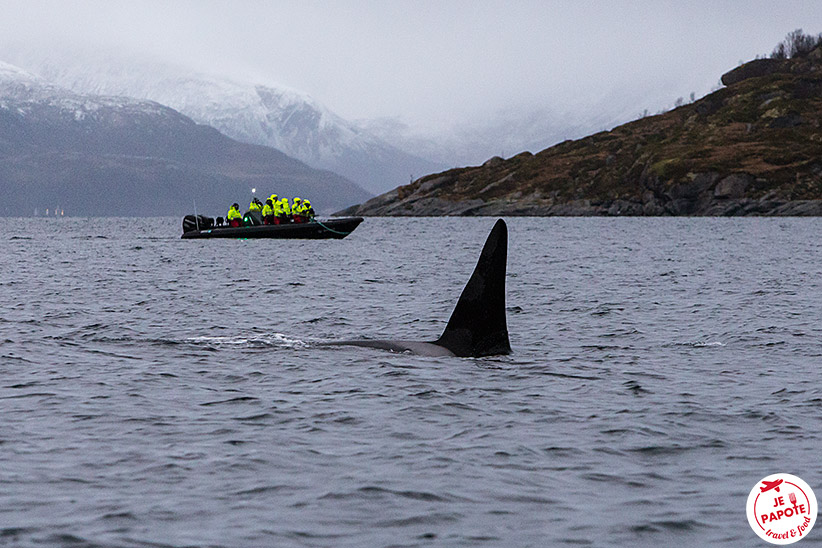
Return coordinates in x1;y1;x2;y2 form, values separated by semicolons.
2;0;822;131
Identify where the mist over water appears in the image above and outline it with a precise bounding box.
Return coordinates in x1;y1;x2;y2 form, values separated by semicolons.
2;217;821;546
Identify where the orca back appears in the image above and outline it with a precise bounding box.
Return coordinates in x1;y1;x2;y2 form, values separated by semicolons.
434;219;511;357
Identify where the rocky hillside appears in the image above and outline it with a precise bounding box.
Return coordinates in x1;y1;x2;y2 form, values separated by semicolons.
0;62;370;217
342;48;822;216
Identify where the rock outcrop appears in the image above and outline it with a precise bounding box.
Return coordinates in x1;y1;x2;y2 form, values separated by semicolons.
720;58;784;86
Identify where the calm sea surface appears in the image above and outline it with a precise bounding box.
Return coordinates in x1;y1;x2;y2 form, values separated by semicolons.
1;216;821;547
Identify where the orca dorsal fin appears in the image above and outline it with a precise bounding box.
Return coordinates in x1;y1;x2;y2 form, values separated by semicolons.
434;219;511;357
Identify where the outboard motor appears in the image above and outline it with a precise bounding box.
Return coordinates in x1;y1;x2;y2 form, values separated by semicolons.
243;210;263;226
182;214;214;233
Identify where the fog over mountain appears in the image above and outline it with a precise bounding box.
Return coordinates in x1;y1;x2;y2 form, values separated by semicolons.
0;47;444;195
3;45;621;177
360;103;635;169
3;44;637;187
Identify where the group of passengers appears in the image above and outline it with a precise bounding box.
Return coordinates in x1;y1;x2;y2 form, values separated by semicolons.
225;195;315;227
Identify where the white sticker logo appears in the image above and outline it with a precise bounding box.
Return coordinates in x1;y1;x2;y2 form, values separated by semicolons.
747;474;817;544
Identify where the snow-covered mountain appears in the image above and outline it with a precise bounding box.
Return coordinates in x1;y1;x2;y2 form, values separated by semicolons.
3;50;445;195
0;61;371;216
0;60;171;119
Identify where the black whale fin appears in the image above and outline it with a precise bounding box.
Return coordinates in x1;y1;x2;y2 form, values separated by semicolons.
434;219;510;357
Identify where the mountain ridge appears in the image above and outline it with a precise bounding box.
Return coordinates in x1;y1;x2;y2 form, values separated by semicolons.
0;62;371;216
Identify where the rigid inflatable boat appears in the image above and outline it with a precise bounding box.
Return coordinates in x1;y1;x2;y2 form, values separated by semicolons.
181;214;363;239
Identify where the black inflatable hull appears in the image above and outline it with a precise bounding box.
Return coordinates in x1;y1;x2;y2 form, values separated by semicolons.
181;217;363;239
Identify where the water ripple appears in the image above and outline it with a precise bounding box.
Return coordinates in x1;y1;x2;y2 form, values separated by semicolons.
1;216;820;547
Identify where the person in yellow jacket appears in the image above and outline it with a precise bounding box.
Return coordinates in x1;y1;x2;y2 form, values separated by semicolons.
279;197;291;223
292;197;304;222
271;195;283;224
249;198;263;211
227;203;243;227
303;199;315;220
261;199;275;224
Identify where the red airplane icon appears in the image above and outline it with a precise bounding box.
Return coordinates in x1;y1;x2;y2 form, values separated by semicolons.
760;479;784;493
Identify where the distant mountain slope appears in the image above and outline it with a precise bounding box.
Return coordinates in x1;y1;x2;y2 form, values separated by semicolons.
0;62;371;217
342;49;822;216
4;51;445;195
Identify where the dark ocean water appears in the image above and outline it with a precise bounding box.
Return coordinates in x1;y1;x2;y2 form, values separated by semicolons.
1;216;821;547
